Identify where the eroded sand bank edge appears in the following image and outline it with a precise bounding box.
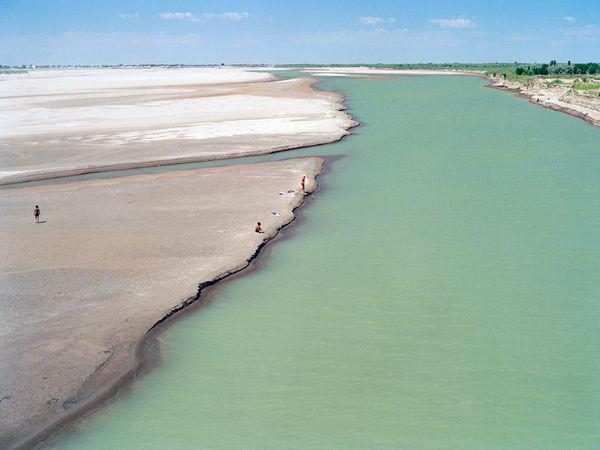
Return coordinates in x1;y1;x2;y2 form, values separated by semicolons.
485;75;600;128
11;158;325;450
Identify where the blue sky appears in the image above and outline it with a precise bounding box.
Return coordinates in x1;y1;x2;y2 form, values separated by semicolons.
1;0;599;65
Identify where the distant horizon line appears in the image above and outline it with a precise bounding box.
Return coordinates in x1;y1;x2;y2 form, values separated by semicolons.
3;61;599;69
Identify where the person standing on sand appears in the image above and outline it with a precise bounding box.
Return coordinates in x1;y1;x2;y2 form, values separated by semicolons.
301;176;306;192
255;222;263;233
33;205;40;223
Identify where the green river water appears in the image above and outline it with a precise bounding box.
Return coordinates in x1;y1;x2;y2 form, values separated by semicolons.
49;74;600;449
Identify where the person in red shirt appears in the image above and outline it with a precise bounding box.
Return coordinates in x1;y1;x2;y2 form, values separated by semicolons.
301;176;306;192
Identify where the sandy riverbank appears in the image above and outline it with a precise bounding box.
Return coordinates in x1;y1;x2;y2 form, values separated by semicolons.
1;66;357;447
487;75;600;127
0;68;355;184
0;157;324;448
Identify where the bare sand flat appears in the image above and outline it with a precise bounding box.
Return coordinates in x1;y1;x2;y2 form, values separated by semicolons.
0;68;354;184
0;157;323;447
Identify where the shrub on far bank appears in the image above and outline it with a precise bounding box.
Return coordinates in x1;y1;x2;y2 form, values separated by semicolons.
516;61;599;77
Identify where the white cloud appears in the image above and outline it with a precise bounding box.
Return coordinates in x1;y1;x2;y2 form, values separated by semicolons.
0;31;208;65
562;25;600;36
118;13;139;19
507;33;544;42
159;12;195;20
358;16;396;25
429;18;474;28
203;12;249;21
562;24;600;41
158;11;249;23
290;28;461;47
564;16;576;24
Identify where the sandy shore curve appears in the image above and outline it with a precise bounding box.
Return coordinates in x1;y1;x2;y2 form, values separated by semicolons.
0;157;325;448
0;67;357;448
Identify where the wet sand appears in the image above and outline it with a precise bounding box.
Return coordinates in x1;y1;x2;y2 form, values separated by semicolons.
0;68;355;184
0;157;324;448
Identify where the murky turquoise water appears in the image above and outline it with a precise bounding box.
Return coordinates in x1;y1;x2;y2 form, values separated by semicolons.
50;75;600;449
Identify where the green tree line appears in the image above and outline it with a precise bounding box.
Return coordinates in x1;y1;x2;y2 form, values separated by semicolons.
515;61;600;76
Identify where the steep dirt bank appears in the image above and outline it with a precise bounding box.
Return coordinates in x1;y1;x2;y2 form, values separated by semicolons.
487;75;600;127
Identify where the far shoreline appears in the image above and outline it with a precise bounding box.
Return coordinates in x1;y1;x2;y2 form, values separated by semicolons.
291;66;600;128
484;77;600;128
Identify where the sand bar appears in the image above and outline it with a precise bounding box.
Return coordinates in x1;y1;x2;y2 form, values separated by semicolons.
0;68;354;184
0;157;324;447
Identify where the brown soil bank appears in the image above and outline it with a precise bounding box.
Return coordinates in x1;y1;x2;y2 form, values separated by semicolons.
487;75;600;127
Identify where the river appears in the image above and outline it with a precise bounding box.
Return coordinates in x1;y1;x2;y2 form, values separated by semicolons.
47;73;600;449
